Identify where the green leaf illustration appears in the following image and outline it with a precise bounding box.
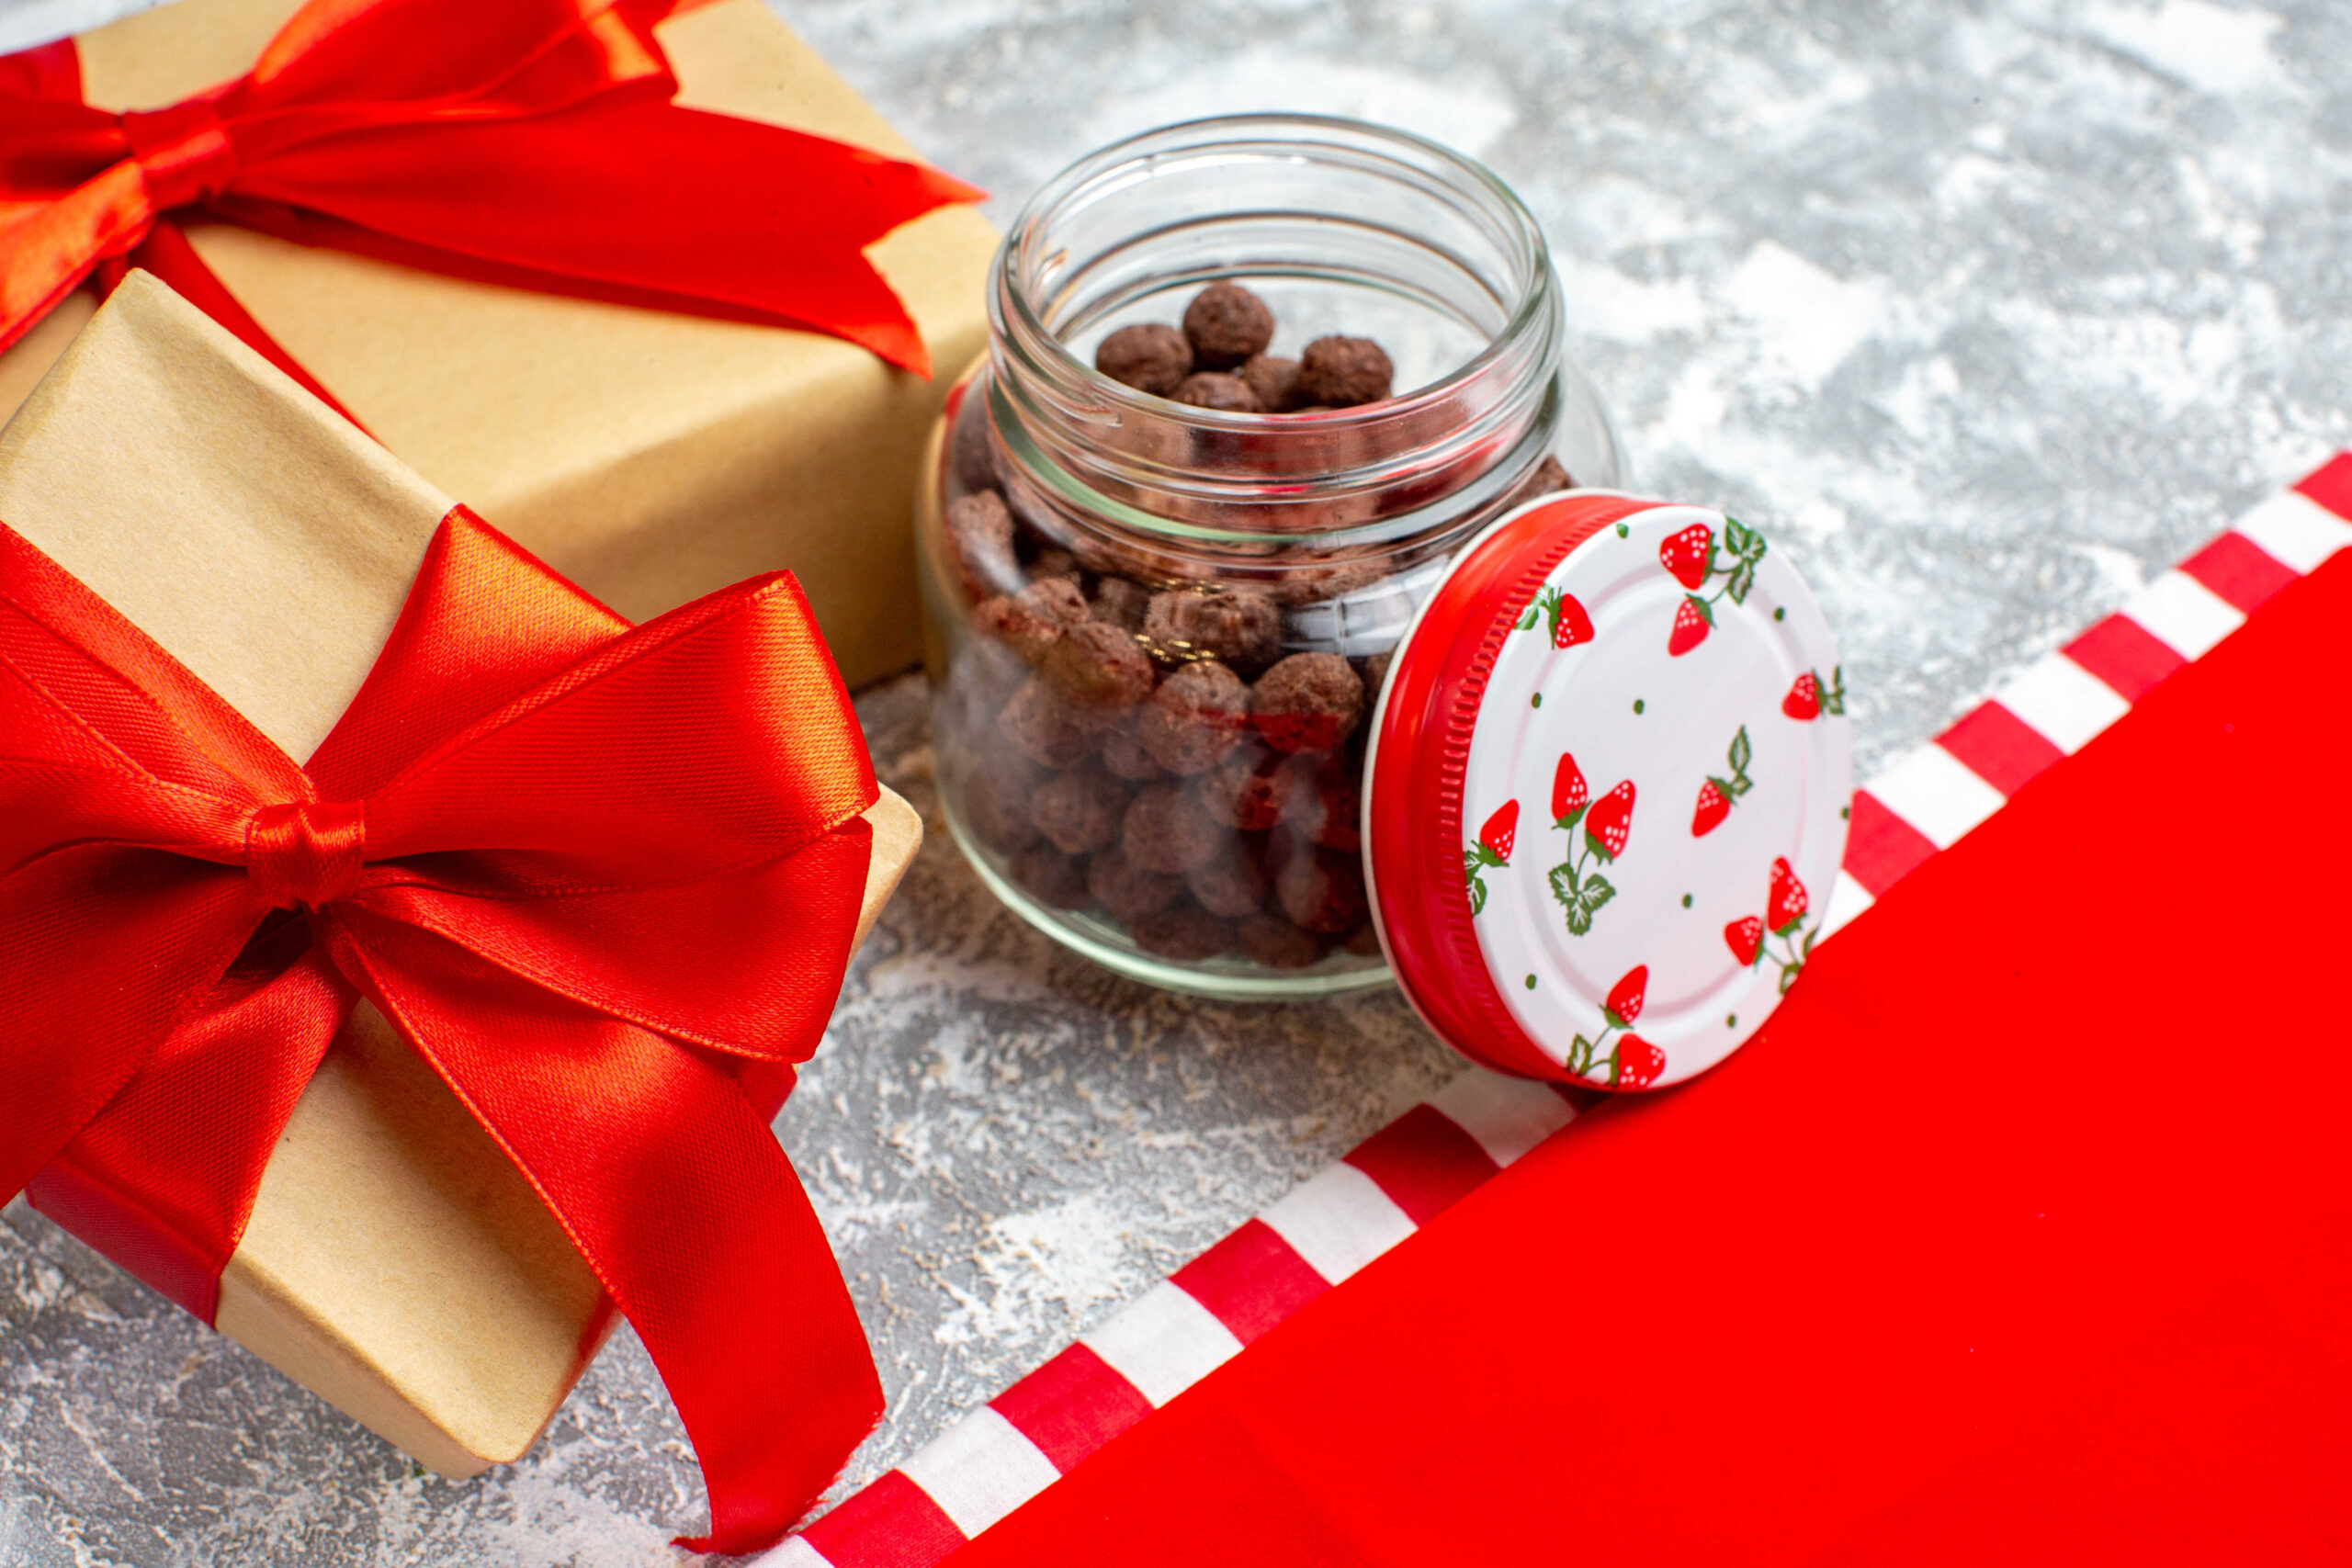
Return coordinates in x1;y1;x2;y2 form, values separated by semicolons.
1467;870;1488;919
1548;862;1581;908
1780;963;1802;995
1724;518;1768;563
1724;561;1757;604
1581;875;1615;916
1565;900;1594;936
1823;664;1848;716
1728;725;1752;776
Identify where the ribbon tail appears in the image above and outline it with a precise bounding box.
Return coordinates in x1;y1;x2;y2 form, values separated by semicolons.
100;224;369;430
342;914;882;1553
28;934;353;1321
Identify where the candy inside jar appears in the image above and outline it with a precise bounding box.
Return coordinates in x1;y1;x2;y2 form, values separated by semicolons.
916;116;1627;999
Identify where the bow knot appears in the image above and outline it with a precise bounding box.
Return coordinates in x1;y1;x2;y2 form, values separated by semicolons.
119;99;239;211
245;796;366;910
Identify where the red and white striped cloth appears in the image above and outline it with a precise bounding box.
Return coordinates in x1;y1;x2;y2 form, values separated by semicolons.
761;454;2352;1568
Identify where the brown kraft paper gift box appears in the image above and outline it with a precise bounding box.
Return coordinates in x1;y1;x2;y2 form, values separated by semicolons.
0;271;922;1475
0;0;999;692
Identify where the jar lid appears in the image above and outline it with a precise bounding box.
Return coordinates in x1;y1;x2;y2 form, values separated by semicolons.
1363;491;1852;1089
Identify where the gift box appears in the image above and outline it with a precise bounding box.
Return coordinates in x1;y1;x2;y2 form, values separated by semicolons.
0;271;922;1519
0;0;998;692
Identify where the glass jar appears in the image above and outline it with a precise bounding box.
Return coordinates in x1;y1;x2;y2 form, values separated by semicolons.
915;114;1627;999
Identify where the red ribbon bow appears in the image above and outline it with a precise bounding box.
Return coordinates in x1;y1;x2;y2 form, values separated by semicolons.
0;507;885;1553
0;0;982;419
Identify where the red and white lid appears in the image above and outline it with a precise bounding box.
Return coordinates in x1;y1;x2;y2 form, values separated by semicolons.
1363;491;1851;1090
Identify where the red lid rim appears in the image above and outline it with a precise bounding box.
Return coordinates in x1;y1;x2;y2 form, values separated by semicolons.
1364;490;1664;1085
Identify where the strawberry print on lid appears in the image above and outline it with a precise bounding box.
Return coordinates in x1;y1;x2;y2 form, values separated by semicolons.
1363;491;1852;1092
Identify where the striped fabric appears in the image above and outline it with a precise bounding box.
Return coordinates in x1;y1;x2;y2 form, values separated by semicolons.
761;454;2352;1568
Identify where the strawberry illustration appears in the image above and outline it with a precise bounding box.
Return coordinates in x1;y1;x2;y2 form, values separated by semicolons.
1584;780;1635;861
1668;596;1712;656
1691;780;1731;837
1553;592;1595;649
1724;915;1763;966
1659;524;1714;589
1604;964;1648;1028
1551;752;1588;827
1783;671;1820;720
1614;1034;1665;1089
1768;855;1807;934
1478;800;1520;864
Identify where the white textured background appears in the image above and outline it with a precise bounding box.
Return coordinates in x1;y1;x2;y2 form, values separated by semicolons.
3;0;2347;1563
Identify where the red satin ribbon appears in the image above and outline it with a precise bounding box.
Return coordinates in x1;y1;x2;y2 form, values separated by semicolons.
0;0;982;417
0;506;885;1553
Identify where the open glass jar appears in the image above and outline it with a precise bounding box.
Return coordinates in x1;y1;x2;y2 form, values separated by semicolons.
915;115;1626;999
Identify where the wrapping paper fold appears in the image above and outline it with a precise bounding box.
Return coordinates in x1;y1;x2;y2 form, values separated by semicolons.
0;270;922;1476
0;0;998;691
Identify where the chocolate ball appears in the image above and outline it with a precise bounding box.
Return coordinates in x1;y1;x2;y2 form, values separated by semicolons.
1086;847;1184;923
1131;901;1236;960
1297;335;1394;407
1252;652;1365;753
1274;750;1362;852
1187;844;1270;919
1240;354;1302;413
972;577;1089;664
1041;620;1157;721
1001;676;1097;768
1098;720;1173;783
1136;660;1253;775
1343;919;1385;956
1030;764;1130;855
1010;843;1092;909
1238;913;1331;969
1272;838;1370;934
1172;372;1264;413
944;490;1021;603
1030;547;1083;584
1182;282;1276;369
960;751;1041;853
1096;322;1193;396
950;398;999;493
1144;587;1282;671
1090;577;1153;633
1122;782;1227;874
1198;743;1284;831
1271;546;1392;607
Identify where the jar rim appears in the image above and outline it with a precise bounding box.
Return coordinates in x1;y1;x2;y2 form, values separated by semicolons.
989;112;1559;447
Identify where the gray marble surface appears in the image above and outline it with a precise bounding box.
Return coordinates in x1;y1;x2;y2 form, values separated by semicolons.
4;0;2348;1563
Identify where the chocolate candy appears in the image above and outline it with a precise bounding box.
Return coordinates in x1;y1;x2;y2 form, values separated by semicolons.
1509;453;1575;507
1187;843;1270;919
1173;372;1263;412
1240;354;1301;412
961;751;1041;853
1131;901;1237;960
1001;676;1097;768
1251;652;1364;753
1010;843;1092;909
944;490;1021;603
1182;282;1275;369
1099;721;1173;782
1136;660;1252;775
1122;782;1227;874
1272;836;1370;934
1197;743;1284;831
1297;336;1394;407
1144;587;1282;671
950;397;999;493
1030;764;1130;855
1274;750;1361;852
1090;576;1153;633
1237;913;1331;969
1096;322;1193;395
1086;846;1184;923
1041;620;1157;720
973;577;1089;664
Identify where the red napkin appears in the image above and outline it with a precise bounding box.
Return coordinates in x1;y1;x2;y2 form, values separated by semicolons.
944;547;2352;1564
